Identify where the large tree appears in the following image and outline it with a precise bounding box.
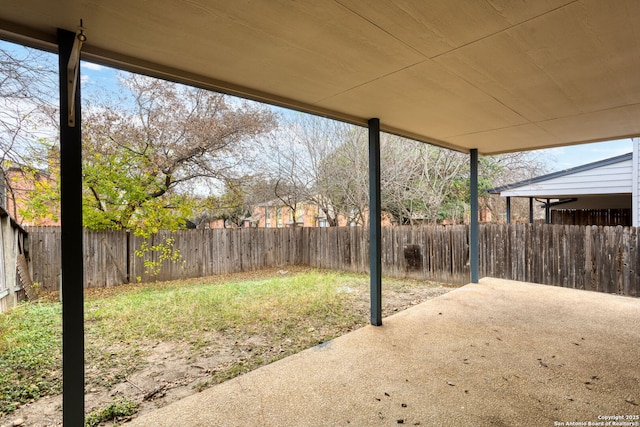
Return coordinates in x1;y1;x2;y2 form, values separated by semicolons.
24;73;278;233
379;138;468;225
260;115;371;226
191;176;267;228
0;44;55;158
0;43;56;219
263;115;547;226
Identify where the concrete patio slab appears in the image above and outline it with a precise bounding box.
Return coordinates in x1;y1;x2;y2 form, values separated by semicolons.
127;278;640;426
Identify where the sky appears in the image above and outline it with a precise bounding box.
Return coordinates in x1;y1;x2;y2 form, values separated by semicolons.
524;138;633;173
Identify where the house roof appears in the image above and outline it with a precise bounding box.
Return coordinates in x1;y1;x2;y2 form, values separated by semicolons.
488;152;633;198
1;1;640;155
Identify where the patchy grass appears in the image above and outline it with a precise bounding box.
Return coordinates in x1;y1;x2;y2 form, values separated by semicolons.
0;268;455;420
84;397;138;427
82;269;362;391
0;303;61;414
85;269;358;342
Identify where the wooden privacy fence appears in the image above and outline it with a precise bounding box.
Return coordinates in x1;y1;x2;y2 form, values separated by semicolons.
299;225;469;284
479;223;639;296
26;226;469;291
26;227;304;290
26;224;640;297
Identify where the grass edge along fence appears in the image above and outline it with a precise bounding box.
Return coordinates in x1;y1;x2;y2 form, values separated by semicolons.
25;224;640;297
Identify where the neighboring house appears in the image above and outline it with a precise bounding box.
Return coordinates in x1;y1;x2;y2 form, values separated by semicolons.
197;218;231;229
0;166;60;227
191;200;359;230
247;198;391;228
488;139;640;226
250;199;338;228
440;207;493;225
247;198;487;228
196;218;248;229
199;197;491;229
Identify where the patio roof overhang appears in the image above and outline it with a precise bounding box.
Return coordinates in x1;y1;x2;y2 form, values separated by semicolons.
2;0;640;155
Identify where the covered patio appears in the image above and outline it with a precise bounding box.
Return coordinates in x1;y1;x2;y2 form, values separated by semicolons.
127;278;640;426
1;1;640;424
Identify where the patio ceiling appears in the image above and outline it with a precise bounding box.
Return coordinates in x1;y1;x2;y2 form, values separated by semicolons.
1;0;640;155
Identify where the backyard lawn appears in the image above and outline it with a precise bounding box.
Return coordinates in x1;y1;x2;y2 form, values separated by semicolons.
0;267;456;427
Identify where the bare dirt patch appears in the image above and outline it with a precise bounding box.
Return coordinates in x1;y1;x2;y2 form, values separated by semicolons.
0;269;456;427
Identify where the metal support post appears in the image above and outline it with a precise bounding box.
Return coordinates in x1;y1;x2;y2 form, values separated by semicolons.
368;118;382;326
545;199;551;224
58;28;85;426
529;197;534;224
470;149;479;283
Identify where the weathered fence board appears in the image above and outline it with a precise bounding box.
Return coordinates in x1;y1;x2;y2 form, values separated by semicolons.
27;227;62;290
26;224;640;297
0;212;27;313
478;224;640;297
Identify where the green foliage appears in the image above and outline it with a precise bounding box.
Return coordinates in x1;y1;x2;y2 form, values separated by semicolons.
0;303;61;415
84;397;139;427
16;171;59;225
437;199;467;224
78;75;276;234
9;141;60;225
81;137;197;232
134;236;185;277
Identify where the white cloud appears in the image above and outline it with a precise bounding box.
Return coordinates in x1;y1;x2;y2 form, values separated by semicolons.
81;61;105;71
539;139;633;172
